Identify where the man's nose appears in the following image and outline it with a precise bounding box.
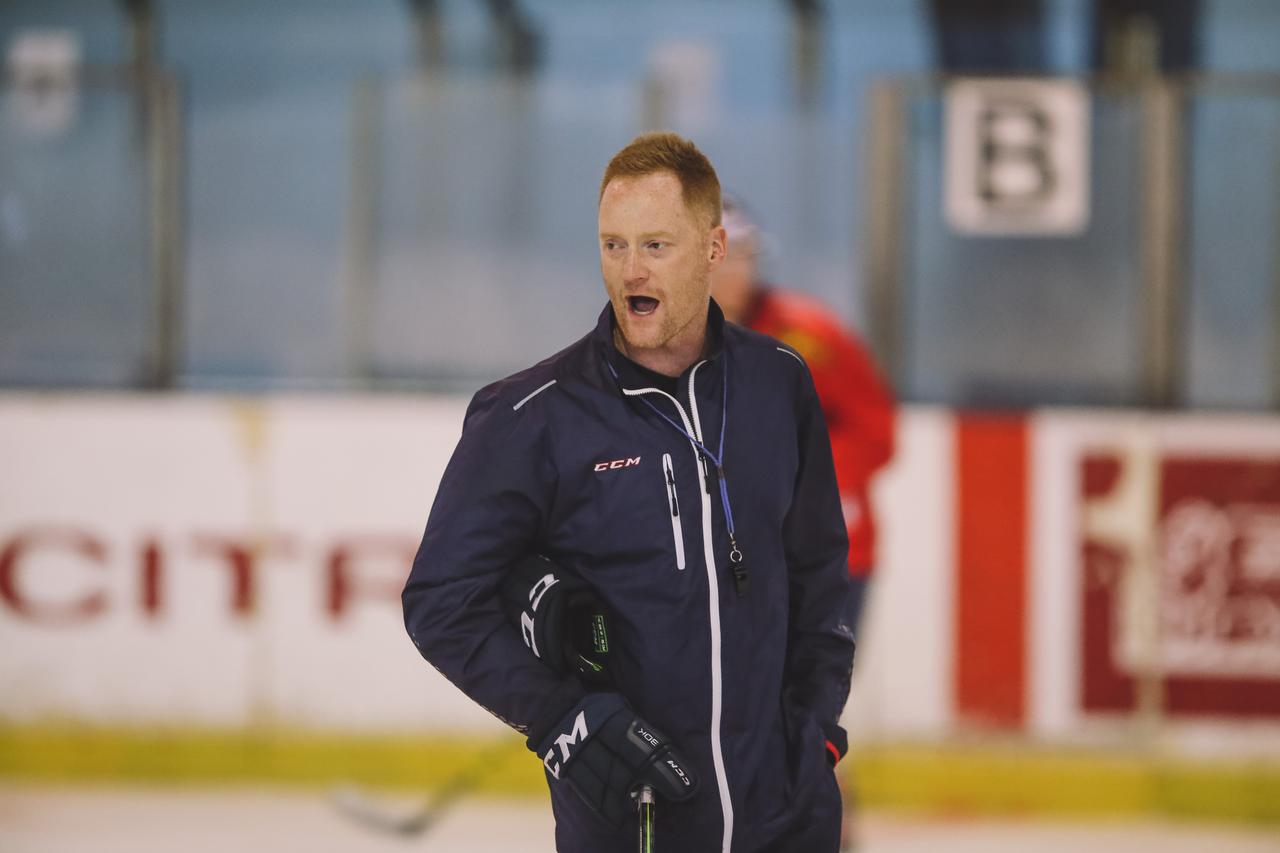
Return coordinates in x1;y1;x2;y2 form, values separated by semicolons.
623;250;648;284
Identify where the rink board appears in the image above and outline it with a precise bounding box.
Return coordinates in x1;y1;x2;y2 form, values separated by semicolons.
2;395;1279;753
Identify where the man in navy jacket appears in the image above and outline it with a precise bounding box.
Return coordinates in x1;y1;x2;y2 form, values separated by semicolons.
403;132;856;852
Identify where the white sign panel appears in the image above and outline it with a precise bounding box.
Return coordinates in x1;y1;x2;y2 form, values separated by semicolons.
945;78;1090;236
5;29;81;137
0;395;488;732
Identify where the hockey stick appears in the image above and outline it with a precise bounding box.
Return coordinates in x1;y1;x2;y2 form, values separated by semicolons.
636;783;656;853
331;737;518;837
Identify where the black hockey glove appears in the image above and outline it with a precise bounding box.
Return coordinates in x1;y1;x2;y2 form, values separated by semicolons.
529;692;698;828
499;554;612;686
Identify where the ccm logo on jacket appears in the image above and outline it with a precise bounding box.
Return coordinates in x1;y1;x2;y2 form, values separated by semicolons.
594;456;641;472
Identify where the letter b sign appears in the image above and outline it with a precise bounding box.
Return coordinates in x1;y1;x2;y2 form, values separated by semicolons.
945;79;1089;236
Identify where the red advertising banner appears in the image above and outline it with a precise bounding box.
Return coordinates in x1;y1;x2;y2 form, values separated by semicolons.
1081;451;1280;717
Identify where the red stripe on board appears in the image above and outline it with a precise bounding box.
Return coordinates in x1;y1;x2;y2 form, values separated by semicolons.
954;415;1028;728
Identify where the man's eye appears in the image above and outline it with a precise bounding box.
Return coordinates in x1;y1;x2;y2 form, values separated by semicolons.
647;242;665;251
604;240;622;251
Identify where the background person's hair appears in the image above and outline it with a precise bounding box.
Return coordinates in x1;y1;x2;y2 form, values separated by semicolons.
599;132;722;229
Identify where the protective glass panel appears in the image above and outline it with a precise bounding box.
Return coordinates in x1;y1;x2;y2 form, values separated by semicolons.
1183;85;1280;410
902;84;1143;406
0;78;152;386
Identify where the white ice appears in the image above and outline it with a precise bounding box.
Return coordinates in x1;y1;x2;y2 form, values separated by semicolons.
1;784;1277;853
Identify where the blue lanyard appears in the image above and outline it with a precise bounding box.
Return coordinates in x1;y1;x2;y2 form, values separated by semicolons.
606;357;748;596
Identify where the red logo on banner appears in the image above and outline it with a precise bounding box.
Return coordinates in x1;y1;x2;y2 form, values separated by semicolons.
0;527;414;625
1080;452;1280;718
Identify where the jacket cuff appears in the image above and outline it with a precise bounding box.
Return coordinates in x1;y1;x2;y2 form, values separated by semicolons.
820;721;848;766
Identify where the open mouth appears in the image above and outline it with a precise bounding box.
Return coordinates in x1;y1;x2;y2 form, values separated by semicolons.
627;295;660;317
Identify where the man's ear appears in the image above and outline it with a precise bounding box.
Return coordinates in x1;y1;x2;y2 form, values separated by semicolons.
708;225;727;266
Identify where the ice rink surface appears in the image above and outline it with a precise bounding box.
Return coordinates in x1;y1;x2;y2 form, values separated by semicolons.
1;784;1278;853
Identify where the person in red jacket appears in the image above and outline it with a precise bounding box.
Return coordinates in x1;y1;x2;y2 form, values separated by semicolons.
711;197;895;634
711;197;895;851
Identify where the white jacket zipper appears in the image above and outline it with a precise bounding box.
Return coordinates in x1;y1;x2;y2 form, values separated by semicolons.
688;361;734;853
662;453;686;571
622;370;734;853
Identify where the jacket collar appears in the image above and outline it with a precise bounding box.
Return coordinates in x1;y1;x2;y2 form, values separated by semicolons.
595;299;727;391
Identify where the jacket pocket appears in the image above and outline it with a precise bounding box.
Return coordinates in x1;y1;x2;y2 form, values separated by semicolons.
662;453;686;571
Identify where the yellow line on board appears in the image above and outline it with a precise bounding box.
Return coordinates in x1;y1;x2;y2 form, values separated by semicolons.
853;743;1280;826
0;725;542;796
1;727;1277;826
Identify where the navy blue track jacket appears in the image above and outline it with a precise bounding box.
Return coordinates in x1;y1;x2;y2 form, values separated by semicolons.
404;301;857;853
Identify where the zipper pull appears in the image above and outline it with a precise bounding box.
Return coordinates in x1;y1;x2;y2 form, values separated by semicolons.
666;468;680;517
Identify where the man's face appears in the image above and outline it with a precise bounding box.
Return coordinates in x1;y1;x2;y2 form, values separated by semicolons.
708;233;758;325
598;171;725;356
